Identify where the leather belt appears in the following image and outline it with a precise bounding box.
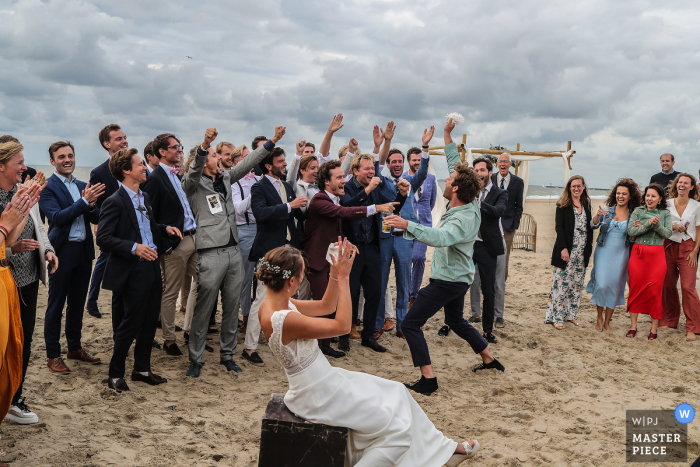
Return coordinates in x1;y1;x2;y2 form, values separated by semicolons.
183;229;196;236
391;231;404;236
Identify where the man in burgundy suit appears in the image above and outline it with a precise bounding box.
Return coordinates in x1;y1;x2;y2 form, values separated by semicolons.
302;159;401;358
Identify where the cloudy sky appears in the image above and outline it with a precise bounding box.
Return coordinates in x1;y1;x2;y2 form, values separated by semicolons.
1;0;698;188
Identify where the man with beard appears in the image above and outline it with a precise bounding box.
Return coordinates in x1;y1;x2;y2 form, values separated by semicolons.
376;130;430;338
302;160;401;358
230;144;258;333
87;124;128;318
183;127;283;377
245;145;306;368
405;147;437;308
384;119;504;396
141;132;198;356
40;141;104;373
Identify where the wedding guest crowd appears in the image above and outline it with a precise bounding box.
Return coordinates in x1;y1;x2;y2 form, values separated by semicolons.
2;111;696;446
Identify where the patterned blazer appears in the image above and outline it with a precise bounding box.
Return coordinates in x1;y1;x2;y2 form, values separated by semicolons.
403;171;437;228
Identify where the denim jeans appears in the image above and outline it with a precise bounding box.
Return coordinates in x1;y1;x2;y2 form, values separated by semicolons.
377;235;413;332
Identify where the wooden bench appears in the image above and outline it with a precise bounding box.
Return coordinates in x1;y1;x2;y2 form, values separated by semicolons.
513;212;537;252
258;394;348;466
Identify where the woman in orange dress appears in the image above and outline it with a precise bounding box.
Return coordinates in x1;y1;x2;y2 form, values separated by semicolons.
0;181;44;429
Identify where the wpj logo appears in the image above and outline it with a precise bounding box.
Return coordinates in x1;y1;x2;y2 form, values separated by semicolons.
626;409;688;463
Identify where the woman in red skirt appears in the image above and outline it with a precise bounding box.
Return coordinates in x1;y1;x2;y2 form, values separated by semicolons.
627;183;672;340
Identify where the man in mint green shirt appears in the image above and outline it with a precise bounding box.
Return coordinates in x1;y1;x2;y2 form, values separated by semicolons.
384;120;505;396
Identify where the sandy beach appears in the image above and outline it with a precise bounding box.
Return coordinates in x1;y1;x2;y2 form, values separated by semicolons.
1;198;698;466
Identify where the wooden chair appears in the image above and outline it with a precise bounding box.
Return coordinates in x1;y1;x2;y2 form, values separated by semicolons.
513;213;537;252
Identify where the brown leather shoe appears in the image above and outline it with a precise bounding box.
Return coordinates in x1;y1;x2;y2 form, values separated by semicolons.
374;328;384;340
47;357;71;375
383;318;394;331
396;331;405;339
67;349;101;364
349;324;361;339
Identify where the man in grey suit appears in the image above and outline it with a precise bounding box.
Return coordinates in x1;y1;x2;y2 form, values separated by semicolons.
182;126;284;377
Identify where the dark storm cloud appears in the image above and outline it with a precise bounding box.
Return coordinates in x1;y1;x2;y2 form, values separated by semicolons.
1;0;699;187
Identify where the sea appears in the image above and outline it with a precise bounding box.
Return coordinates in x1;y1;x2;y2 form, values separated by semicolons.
30;165;610;199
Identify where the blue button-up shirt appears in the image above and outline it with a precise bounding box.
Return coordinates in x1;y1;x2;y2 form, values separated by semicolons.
159;162;196;231
55;173;88;242
121;184;157;254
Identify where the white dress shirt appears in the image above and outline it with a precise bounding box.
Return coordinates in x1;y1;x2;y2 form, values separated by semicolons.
668;198;700;243
497;172;511;190
324;189;376;216
231;174;259;225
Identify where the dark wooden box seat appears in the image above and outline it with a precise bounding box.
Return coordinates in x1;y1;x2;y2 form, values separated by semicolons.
258;394;348;467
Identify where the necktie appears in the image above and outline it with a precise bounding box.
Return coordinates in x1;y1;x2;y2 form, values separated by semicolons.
500;177;504;189
170;167;179;175
277;180;291;242
244;172;256;181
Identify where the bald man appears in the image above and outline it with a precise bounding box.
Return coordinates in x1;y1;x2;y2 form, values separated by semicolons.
650;153;678;194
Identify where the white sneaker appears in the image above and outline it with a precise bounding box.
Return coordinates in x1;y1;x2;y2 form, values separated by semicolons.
6;399;39;424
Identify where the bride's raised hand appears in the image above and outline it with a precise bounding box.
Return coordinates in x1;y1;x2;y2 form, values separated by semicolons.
329;237;356;279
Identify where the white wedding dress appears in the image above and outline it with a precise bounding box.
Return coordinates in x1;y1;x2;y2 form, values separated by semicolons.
269;304;458;467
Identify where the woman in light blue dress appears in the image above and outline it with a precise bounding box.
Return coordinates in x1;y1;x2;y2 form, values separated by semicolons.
586;178;642;331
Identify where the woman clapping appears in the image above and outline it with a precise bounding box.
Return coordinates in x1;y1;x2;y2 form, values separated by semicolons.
586;179;642;331
661;173;700;341
627;183;672;340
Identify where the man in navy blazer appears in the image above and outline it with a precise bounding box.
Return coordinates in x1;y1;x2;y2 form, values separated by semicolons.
96;147;182;392
377;128;432;338
86;124;127;318
40;141;105;373
339;152;408;353
244;147;307;367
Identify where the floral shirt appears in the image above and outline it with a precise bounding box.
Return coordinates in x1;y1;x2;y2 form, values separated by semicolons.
0;186;40;287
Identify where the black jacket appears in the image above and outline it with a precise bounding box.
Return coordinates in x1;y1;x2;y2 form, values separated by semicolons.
479;185;508;257
96;187;170;292
249;176;306;262
340;167;405;246
89;158;120;209
141;165;186;250
551;203;594;269
491;172;524;233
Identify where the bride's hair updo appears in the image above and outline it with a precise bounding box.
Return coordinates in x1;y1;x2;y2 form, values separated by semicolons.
255;247;305;292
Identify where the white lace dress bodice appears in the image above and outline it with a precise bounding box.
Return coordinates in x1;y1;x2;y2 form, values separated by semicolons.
269;305;321;375
265;302;458;467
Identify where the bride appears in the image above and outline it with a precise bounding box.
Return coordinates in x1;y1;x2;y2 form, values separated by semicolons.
256;238;480;467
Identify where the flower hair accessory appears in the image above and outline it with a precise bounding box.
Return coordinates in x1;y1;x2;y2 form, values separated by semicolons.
257;258;292;279
445;112;465;125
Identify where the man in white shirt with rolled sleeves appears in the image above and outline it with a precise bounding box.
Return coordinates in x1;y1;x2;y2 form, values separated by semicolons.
230;144;259;334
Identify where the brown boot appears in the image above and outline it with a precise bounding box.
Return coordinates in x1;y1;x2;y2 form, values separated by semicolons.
383;318;394;331
349;324;361;339
47;357;71;375
67;349;101;364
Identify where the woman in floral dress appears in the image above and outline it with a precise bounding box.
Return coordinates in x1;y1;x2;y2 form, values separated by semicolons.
545;176;594;329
